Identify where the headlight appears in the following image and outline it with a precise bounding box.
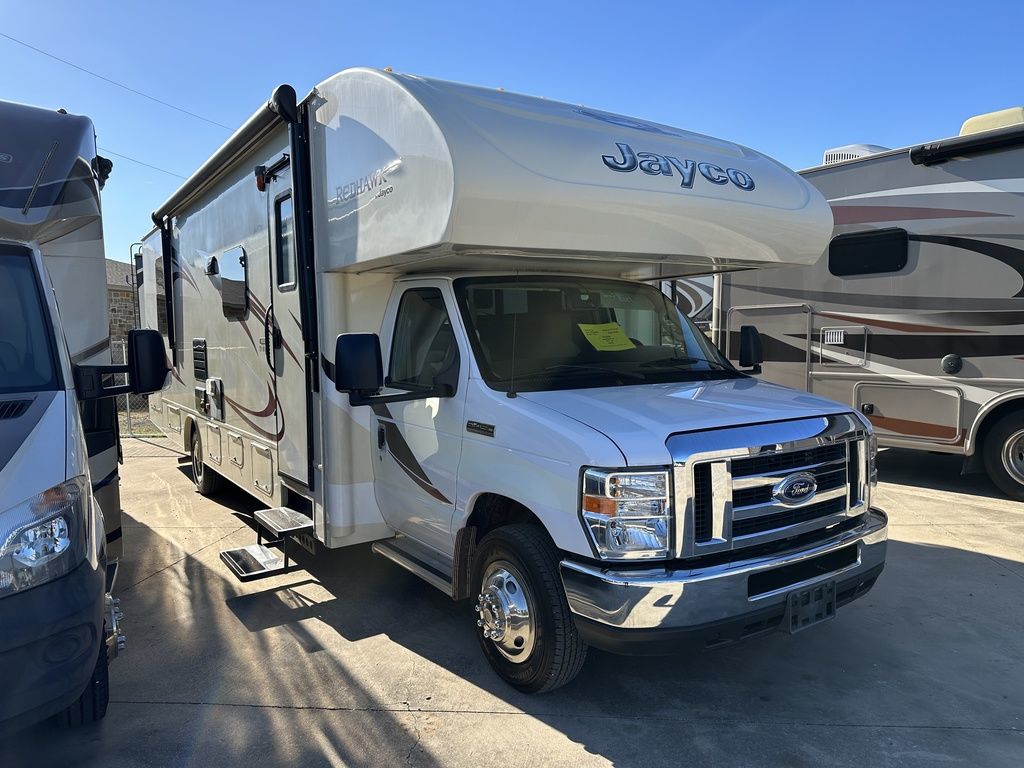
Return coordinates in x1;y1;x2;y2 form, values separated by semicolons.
581;468;672;560
0;476;88;597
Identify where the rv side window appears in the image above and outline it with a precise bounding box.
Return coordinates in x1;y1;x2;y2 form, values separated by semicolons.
828;228;909;277
388;288;459;391
220;246;248;320
275;195;295;289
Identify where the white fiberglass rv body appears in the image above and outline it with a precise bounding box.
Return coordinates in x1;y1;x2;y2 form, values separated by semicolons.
711;109;1024;499
140;68;887;692
0;100;166;733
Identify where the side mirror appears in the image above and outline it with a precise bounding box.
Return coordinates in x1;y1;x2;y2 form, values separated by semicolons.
334;333;383;403
738;325;763;373
74;329;169;400
127;329;170;394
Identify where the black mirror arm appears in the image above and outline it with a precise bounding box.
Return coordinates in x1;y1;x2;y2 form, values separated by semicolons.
348;383;455;407
74;364;134;401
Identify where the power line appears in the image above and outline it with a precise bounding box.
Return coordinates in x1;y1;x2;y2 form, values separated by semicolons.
0;31;232;130
97;147;188;180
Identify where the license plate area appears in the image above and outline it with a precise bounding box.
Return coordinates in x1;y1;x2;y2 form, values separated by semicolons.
785;581;836;633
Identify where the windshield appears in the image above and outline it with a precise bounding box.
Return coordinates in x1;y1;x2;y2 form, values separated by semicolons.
0;245;61;394
454;276;739;393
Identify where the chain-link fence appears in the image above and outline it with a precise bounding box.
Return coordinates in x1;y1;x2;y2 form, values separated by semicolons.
112;340;165;437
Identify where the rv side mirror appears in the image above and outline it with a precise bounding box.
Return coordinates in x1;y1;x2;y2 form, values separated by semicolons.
127;329;170;394
738;325;763;373
334;333;383;402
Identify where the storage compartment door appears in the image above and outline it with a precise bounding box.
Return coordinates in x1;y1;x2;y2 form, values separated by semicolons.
855;383;963;444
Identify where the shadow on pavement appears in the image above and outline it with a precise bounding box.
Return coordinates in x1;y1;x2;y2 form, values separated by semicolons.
3;455;1022;767
877;447;1008;501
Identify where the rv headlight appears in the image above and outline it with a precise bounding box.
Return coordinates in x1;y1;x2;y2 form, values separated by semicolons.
581;469;672;560
0;476;88;597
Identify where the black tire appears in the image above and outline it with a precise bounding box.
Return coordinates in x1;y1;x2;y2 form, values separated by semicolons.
982;411;1024;501
191;429;222;496
471;524;587;693
56;641;109;727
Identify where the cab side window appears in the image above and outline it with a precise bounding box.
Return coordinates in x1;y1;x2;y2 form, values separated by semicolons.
389;288;459;392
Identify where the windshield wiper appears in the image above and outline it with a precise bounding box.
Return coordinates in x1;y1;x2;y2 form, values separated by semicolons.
542;364;645;381
639;356;733;371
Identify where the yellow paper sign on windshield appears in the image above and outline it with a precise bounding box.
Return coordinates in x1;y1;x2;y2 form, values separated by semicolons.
577;322;636;352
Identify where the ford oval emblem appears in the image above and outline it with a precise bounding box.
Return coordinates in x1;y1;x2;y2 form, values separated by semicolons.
773;472;818;506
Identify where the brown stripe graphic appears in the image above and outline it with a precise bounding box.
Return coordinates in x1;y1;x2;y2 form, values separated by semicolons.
831;205;1009;226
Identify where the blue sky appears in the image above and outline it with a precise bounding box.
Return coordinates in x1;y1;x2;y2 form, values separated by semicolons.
2;0;1019;263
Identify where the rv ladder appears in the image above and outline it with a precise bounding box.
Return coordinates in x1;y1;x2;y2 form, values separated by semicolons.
220;506;313;582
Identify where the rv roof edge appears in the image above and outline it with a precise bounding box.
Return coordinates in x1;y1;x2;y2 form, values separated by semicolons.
910;122;1024;166
151;84;298;226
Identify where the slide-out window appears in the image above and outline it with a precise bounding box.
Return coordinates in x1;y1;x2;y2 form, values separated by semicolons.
220;246;248;320
828;228;909;277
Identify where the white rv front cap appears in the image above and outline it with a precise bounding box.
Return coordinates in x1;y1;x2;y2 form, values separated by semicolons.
309;68;833;278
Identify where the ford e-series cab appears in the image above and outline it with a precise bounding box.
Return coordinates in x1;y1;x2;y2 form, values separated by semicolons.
139;68;888;692
0;101;166;733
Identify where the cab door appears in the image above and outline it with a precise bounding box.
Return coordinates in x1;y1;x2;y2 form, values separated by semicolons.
265;171;310;487
373;282;466;555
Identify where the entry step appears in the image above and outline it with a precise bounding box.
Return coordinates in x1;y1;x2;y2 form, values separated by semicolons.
254;507;313;537
220;544;287;582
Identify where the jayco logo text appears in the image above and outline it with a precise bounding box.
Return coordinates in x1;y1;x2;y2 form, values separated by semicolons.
601;142;755;191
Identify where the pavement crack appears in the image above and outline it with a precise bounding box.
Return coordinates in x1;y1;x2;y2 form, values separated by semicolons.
120;525;247;592
106;699;1022;734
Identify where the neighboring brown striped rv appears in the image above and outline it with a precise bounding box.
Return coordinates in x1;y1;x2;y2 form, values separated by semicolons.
707;107;1024;500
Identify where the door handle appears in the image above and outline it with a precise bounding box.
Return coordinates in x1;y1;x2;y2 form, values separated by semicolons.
377;424;386;450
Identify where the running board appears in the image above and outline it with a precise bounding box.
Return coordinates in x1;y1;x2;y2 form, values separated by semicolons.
220;507;313;583
372;538;453;596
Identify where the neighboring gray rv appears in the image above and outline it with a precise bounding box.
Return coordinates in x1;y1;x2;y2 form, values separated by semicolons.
710;108;1024;499
0;100;166;732
139;68;888;692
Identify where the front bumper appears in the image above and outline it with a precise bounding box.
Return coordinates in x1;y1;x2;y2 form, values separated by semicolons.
0;559;105;734
561;508;887;654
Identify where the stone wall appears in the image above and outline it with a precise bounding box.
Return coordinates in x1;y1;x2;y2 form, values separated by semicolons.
108;286;138;347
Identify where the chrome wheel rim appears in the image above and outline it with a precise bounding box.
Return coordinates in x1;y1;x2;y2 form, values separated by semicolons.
1002;428;1024;485
474;561;536;663
192;439;203;484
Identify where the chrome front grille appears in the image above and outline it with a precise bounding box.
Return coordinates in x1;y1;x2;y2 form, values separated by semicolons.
669;414;870;558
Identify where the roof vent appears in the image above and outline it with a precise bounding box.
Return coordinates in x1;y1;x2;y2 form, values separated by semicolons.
960;107;1024;136
821;144;890;166
0;399;32;420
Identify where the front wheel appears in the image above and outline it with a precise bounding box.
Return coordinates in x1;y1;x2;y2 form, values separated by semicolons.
56;642;109;727
983;411;1024;501
471;524;587;693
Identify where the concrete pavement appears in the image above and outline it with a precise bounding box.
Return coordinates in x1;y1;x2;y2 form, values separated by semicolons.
2;444;1022;767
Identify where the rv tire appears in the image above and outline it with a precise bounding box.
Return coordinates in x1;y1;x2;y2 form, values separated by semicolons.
56;639;109;727
983;411;1024;501
191;430;222;496
471;524;587;693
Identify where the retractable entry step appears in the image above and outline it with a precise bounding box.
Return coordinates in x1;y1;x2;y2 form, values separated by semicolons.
220;507;313;582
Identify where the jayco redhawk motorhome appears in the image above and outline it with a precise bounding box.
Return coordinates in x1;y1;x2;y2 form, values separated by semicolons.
139;68;887;692
0;100;166;732
711;108;1024;500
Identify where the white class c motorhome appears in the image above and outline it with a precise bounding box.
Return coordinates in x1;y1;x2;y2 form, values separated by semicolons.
0;100;166;732
139;68;888;692
709;107;1024;500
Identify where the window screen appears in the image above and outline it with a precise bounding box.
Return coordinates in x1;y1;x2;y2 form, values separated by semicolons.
220;246;248;320
275;196;295;288
389;288;459;390
828;228;909;277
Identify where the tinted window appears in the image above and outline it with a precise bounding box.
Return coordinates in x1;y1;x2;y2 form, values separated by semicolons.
0;246;60;393
220;246;248;320
828;228;909;277
389;288;459;390
275;196;295;288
